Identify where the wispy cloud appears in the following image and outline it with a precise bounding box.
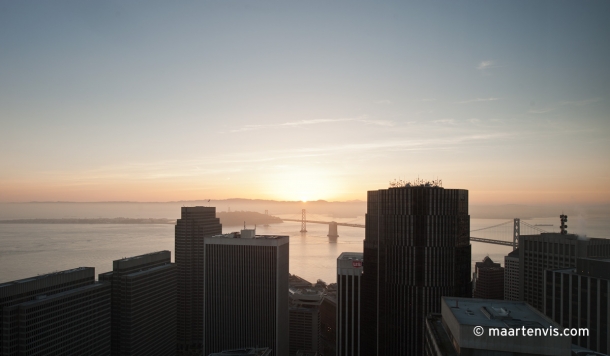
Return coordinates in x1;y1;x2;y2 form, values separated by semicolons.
374;99;392;104
455;97;499;104
560;98;600;106
416;98;436;102
528;108;554;114
229;118;393;133
477;60;494;70
433;118;456;125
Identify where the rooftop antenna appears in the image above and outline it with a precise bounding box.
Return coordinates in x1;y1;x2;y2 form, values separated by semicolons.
560;214;568;235
244;221;246;229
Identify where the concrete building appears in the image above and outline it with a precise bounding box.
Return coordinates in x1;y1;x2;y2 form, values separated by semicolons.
203;230;289;356
544;258;610;354
0;267;110;356
336;252;363;356
98;251;176;356
504;248;520;301
424;297;571;356
520;233;610;312
175;206;222;351
472;256;504;300
361;184;471;355
289;287;322;355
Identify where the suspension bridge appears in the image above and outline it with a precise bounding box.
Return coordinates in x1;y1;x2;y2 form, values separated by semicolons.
283;209;551;250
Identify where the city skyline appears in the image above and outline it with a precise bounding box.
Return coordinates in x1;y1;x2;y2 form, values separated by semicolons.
1;1;609;205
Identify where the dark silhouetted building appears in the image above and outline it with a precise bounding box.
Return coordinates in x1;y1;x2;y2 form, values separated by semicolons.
544;258;610;354
520;233;610;312
203;229;289;356
99;251;176;356
361;184;471;355
208;347;272;356
0;267;110;356
289;286;322;356
320;290;337;356
472;256;504;300
424;297;571;356
337;252;363;356
504;248;520;301
175;206;222;351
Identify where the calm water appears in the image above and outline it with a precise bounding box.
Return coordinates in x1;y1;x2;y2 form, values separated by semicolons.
1;214;607;285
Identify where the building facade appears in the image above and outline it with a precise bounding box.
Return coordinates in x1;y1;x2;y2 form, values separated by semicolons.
203;230;289;356
472;256;504;300
336;252;363;356
544;258;610;354
289;287;322;355
520;233;610;312
98;251;176;356
504;248;520;301
361;185;471;355
424;297;571;356
175;206;222;351
320;293;337;356
0;267;110;356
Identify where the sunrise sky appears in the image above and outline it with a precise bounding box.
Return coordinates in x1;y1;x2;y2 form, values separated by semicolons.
1;1;609;204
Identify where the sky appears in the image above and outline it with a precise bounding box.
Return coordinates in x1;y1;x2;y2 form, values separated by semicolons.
1;1;609;204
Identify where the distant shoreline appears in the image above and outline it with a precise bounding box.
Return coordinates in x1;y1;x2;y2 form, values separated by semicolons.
0;218;177;225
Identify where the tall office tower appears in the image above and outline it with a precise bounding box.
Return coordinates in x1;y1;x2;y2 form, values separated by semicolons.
544;258;610;354
289;287;322;355
424;297;571;356
472;256;504;299
175;206;222;350
361;183;471;355
0;267;110;356
203;229;289;356
319;288;337;356
504;248;520;301
520;232;610;312
98;251;176;356
336;252;363;356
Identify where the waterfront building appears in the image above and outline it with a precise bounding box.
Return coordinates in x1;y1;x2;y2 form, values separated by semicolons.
336;252;363;356
544;258;610;354
203;229;289;356
520;233;610;312
504;248;520;301
361;183;471;355
424;297;571;356
98;251;176;356
175;206;222;350
472;256;504;300
0;267;110;356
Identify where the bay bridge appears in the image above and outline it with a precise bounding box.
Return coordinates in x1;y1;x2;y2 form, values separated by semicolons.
283;209;550;250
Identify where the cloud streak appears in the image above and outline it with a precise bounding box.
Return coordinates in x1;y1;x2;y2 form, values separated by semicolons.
455;97;499;104
229;117;393;132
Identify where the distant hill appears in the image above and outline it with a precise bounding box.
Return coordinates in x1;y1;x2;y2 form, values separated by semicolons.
0;218;175;224
217;211;282;226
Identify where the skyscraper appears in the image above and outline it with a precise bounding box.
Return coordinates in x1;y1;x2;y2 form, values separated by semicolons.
361;183;471;355
203;229;289;356
544;258;610;354
504;248;520;301
0;267;111;356
175;206;222;351
98;251;176;356
472;256;504;300
289;287;322;355
520;232;610;312
336;252;363;356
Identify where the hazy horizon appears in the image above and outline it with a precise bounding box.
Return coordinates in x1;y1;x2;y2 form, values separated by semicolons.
1;1;609;205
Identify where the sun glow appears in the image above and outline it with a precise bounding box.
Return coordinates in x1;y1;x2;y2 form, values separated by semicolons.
263;166;339;202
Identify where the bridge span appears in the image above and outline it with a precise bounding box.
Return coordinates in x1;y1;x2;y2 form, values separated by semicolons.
281;212;548;249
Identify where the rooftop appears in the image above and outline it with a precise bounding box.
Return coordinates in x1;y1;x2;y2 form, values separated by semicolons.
442;297;554;329
208;348;271;356
0;267;91;289
338;252;363;260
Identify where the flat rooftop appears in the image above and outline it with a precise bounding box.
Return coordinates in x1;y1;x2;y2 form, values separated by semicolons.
0;267;91;289
338;252;363;260
442;297;553;329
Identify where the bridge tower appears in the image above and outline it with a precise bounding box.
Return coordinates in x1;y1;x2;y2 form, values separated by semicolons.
327;221;339;238
513;218;520;251
300;209;307;232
